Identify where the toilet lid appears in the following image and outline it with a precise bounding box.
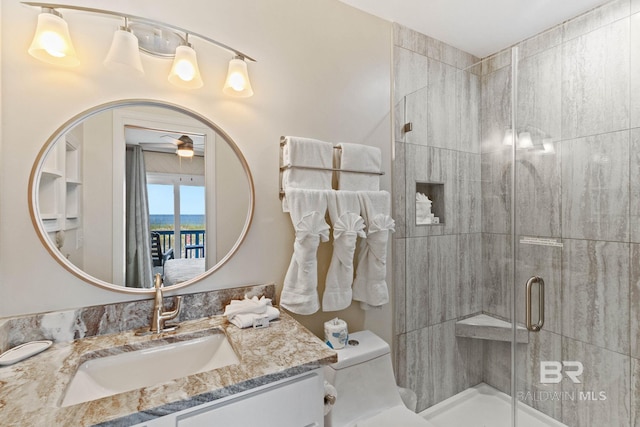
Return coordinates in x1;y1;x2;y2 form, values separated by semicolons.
354;406;434;427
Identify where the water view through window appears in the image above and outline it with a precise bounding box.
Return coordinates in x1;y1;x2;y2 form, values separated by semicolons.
148;183;205;259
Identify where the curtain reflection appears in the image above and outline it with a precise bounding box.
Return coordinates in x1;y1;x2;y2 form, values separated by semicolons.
125;146;153;287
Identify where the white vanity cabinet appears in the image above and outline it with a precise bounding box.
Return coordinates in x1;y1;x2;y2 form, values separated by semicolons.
132;369;324;427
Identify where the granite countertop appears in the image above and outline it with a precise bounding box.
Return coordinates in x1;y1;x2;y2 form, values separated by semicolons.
0;311;336;426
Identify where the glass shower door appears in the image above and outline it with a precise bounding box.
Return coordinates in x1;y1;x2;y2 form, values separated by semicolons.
513;6;633;423
395;5;634;422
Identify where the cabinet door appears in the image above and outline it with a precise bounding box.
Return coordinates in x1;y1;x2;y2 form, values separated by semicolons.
176;372;323;427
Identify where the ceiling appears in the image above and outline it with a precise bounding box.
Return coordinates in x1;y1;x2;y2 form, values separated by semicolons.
339;0;611;57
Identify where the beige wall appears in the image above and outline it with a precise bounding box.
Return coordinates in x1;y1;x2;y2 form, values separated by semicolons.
215;134;248;262
0;0;393;342
82;112;114;282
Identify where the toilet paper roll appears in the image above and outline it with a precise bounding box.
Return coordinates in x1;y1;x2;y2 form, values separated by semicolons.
324;318;348;349
324;381;337;415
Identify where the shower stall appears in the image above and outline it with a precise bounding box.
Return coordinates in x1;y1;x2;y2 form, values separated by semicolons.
393;1;637;426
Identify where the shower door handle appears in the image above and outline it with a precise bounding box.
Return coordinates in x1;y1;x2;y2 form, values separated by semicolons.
525;276;544;332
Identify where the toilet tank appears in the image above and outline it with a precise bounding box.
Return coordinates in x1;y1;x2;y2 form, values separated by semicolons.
324;331;404;427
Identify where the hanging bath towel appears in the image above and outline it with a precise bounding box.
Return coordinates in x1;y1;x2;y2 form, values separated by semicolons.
322;191;366;312
281;136;334;212
352;191;395;309
336;142;381;191
280;188;330;315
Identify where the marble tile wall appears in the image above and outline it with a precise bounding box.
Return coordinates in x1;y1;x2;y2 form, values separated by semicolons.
479;54;512;403
395;0;640;423
632;359;640;426
632;244;640;359
633;12;640;129
482;339;511;394
562;0;630;44
561;17;630;140
400;320;483;410
630;130;640;243
393;141;406;238
561;338;631;427
562;240;630;354
481;148;511;235
479;1;638;425
516;331;563;420
457;152;482;234
480;66;512;155
392;23;483;411
514;142;562;239
482;233;512;320
457;72;481;154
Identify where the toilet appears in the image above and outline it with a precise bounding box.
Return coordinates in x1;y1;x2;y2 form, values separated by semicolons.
324;330;430;427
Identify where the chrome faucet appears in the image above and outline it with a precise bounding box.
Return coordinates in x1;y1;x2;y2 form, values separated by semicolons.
150;273;182;334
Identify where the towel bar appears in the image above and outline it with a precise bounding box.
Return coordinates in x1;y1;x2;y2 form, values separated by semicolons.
280;164;385;176
279;136;386;199
279;136;343;150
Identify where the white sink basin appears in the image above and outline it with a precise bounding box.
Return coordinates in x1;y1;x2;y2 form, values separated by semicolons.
61;329;239;407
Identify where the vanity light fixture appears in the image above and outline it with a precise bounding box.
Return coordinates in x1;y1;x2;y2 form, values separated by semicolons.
27;7;79;66
23;2;256;97
176;135;195;158
103;17;144;75
223;56;254;97
168;35;204;89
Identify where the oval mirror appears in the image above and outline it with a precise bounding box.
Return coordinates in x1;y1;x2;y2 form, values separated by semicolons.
29;100;254;293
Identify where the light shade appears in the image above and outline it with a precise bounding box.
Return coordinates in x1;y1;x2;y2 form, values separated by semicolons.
223;56;253;97
176;135;194;157
168;45;203;89
104;28;144;75
28;10;79;66
518;132;533;149
503;128;515;146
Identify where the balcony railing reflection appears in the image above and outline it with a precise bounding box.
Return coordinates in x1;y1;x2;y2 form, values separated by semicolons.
154;229;205;258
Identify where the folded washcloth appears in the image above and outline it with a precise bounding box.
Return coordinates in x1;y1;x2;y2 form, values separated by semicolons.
352;191;395;309
228;306;281;329
281;136;334;212
223;295;280;328
224;295;271;317
280;189;330;315
337;143;381;191
322;191;365;312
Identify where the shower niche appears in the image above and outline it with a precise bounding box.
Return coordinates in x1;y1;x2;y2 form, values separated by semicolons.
415;182;444;226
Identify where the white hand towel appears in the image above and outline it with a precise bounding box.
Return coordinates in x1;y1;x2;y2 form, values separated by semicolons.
228;306;281;329
322;191;365;312
223;295;281;328
282;136;334;212
280;189;330;315
223;295;270;317
352;191;395;309
337;143;381;191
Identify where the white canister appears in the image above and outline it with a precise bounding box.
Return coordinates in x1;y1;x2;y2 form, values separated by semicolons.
324;318;348;349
